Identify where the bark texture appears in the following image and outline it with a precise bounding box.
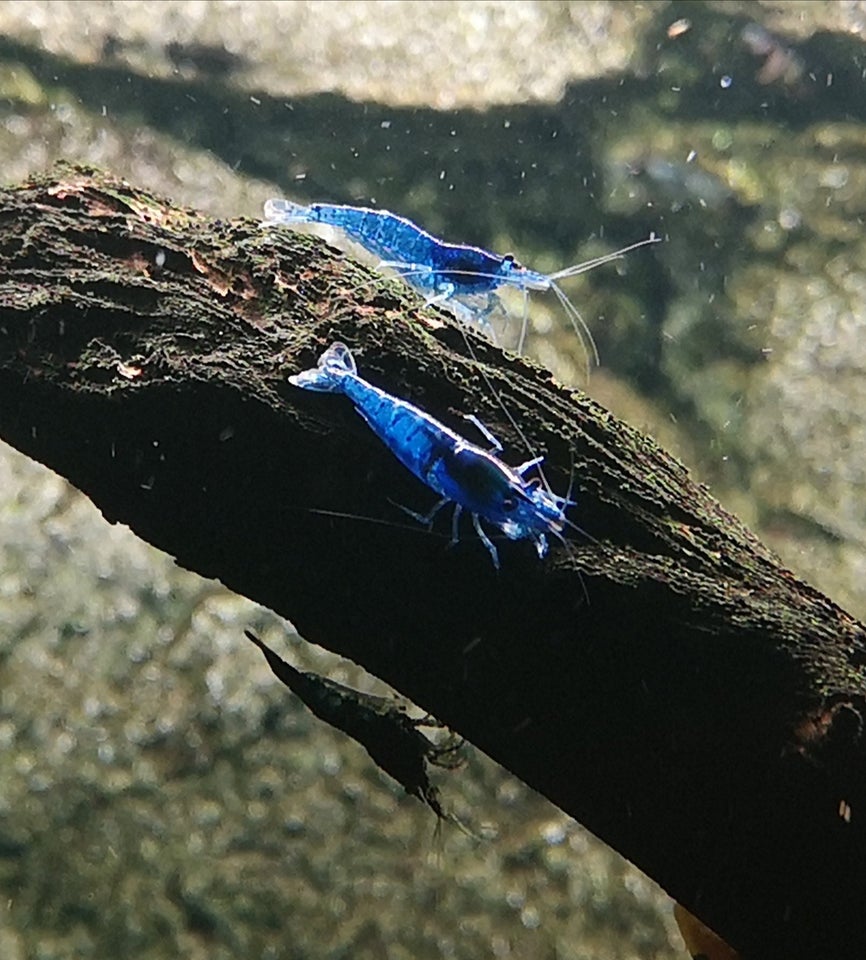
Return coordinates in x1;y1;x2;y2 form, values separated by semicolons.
1;166;864;960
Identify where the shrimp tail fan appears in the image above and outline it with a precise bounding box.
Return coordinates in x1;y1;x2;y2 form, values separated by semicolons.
289;341;357;393
263;197;314;225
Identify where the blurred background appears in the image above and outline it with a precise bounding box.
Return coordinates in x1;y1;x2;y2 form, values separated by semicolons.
3;1;866;957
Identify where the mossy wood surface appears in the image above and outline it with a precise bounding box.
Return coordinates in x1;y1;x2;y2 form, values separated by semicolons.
1;167;864;960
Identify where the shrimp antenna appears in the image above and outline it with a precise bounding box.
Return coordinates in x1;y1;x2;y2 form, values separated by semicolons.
517;285;530;356
343;234;660;376
560;448;601;549
458;330;562;505
306;507;452;539
548;282;599;378
345;266;595;371
546;233;661;281
546;234;661;378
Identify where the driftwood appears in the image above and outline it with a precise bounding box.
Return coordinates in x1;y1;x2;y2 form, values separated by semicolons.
1;166;864;960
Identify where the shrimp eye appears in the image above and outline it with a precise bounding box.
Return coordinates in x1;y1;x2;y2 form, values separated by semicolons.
503;254;525;274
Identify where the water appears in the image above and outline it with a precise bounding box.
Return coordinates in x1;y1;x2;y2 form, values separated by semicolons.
2;2;866;957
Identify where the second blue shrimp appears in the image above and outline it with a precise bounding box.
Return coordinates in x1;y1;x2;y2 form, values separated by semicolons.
265;199;511;309
290;341;572;569
264;198;658;362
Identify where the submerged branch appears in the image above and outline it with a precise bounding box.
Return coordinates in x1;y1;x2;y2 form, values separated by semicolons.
1;166;864;960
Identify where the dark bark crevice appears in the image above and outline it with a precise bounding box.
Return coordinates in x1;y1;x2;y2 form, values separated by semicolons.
1;165;864;960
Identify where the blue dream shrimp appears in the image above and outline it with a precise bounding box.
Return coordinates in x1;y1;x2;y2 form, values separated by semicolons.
289;341;574;569
263;199;659;363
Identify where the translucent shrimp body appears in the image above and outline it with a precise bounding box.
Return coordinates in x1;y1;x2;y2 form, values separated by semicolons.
264;199;658;364
265;199;511;298
289;341;571;569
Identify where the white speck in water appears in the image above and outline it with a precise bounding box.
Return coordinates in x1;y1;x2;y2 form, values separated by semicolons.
439;170;446;180
667;18;691;38
720;75;733;89
380;120;391;129
686;149;697;163
155;249;166;268
250;96;261;106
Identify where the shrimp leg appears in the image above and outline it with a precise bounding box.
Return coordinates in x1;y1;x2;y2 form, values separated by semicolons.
462;414;503;454
393;498;471;558
471;513;500;569
462;415;544;476
392;496;449;528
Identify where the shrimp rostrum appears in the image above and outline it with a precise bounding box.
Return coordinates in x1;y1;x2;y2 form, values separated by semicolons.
289;341;573;569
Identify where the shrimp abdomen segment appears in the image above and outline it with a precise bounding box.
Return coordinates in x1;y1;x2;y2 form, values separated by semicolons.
329;208;436;267
339;378;525;522
265;199;507;297
340;376;456;486
267;200;438;268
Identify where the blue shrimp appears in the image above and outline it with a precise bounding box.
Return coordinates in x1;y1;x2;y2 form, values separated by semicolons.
289;341;573;569
264;198;659;362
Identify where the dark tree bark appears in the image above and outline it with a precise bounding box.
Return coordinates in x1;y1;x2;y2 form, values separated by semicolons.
1;165;864;960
